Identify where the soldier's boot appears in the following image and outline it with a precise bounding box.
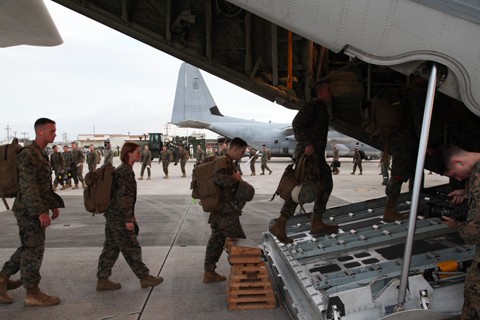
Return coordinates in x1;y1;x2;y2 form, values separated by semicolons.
72;184;79;190
269;216;293;244
163;175;169;179
269;170;272;175
350;171;355;175
0;271;13;304
382;197;409;222
260;172;265;175
24;286;60;307
138;176;143;180
146;176;151;180
181;174;186;178
203;271;226;283
140;275;164;288
310;217;339;235
81;181;86;189
7;278;23;290
96;278;121;291
60;184;67;190
359;171;362;175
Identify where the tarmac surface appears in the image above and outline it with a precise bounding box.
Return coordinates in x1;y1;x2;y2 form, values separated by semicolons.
0;157;448;320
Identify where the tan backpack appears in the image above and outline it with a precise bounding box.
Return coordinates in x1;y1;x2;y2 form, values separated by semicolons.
191;156;227;212
83;164;115;215
0;138;23;210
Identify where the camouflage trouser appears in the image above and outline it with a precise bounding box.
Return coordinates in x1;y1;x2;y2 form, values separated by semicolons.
140;163;151;178
88;163;97;173
381;162;390;182
180;160;187;175
250;161;256;174
352;160;362;173
461;261;480;320
2;215;46;289
261;162;271;174
97;220;149;279
386;130;418;198
71;163;85;184
204;212;246;272
280;156;333;219
162;161;169;176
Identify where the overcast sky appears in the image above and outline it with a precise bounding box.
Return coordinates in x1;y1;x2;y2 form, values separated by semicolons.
0;1;297;143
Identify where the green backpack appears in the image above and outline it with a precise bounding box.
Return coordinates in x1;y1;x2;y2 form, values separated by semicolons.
0;138;23;210
191;156;224;212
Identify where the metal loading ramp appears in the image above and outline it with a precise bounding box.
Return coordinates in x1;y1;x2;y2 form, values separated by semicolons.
263;186;474;320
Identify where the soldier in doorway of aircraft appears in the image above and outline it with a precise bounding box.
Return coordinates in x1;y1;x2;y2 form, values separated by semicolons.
270;81;338;244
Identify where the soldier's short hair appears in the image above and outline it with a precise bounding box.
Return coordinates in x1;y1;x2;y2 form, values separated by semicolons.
229;137;248;150
34;118;55;132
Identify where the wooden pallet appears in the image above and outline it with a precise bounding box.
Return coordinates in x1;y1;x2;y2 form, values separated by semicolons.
227;262;276;310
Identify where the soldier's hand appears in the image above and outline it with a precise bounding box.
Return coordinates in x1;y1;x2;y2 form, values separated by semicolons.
305;144;314;155
51;208;60;220
38;213;52;228
125;222;135;231
448;189;467;205
441;216;457;228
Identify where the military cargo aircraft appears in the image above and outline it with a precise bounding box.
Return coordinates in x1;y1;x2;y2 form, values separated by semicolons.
170;63;381;158
24;0;480;318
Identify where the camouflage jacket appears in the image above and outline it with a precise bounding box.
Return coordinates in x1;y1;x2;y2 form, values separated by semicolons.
457;160;480;262
104;163;136;223
160;150;172;163
292;100;329;159
62;151;71;168
13;142;64;218
196;149;205;163
71;148;85;165
86;151;97;166
178;149;189;163
104;149;114;165
212;155;241;215
141;150;152;165
50;152;64;172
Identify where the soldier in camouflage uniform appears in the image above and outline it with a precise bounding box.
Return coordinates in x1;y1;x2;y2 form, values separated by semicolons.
351;147;363;175
86;144;98;173
138;145;152;180
260;145;272;175
104;142;114;166
70;142;86;189
441;145;480;320
203;137;249;283
177;145;190;178
270;82;338;244
383;77;428;222
159;145;172;179
195;145;205;165
249;147;258;176
50;145;66;191
62;145;72;188
0;118;64;306
96;142;163;291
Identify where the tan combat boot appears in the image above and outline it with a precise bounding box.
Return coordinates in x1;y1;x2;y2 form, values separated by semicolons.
203;271;226;283
269;216;293;244
60;185;66;190
24;286;60;307
138;176;143;180
146;176;151;180
0;271;13;304
382;197;409;222
81;181;86;189
140;275;164;288
181;174;186;178
310;218;339;235
96;278;121;291
72;184;79;190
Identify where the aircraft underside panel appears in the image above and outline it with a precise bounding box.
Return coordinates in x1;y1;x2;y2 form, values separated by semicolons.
264;187;473;320
227;0;480;116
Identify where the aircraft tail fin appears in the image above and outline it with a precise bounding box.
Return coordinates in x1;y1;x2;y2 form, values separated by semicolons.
171;63;223;126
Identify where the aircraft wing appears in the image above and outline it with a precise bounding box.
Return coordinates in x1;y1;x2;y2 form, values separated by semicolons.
0;0;63;48
277;126;293;136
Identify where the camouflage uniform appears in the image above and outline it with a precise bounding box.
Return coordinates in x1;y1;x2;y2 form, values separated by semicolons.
62;149;72;187
50;151;65;188
86;150;98;173
250;151;258;175
104;148;114;165
332;147;340;174
280;100;332;219
260;149;272;174
204;156;246;272
352;149;363;174
1;142;64;289
178;148;189;177
159;150;172;177
455;161;480;320
97;163;150;280
385;85;427;198
140;149;152;178
195;148;205;165
380;152;391;185
70;147;85;184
